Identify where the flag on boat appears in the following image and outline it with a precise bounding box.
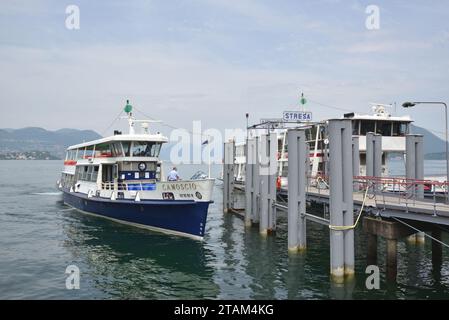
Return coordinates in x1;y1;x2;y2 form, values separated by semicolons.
202;140;209;145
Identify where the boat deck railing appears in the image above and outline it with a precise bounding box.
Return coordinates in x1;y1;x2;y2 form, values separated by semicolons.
101;181;156;191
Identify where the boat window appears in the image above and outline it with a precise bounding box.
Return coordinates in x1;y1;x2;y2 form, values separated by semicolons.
131;142;162;157
77;149;84;159
352;120;360;135
305;127;317;141
95;143;112;157
151;143;162;157
360;120;375;135
376;121;392;136
122;142;131;157
84;146;95;158
111;142;124;157
392;122;408;136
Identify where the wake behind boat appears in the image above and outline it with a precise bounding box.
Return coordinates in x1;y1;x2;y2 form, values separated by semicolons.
57;101;214;240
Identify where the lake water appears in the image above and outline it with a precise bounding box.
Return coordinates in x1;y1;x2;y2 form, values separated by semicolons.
0;160;448;299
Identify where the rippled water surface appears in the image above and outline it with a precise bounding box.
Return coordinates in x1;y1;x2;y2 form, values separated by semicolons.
0;160;448;299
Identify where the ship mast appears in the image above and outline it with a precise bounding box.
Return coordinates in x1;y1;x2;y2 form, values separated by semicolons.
123;100;161;135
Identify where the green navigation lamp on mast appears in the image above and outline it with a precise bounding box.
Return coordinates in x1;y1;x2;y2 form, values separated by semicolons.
124;99;136;135
124;99;133;114
300;92;307;112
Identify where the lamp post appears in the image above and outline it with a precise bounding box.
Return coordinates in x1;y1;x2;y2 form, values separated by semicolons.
402;101;449;202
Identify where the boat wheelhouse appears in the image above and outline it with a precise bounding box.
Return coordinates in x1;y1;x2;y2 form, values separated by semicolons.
58;101;214;240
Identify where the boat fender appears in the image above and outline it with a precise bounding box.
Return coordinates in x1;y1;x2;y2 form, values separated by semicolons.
276;176;281;190
135;192;141;202
111;192;116;201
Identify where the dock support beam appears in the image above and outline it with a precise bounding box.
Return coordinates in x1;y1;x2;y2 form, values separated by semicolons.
352;136;360;192
406;134;425;243
366;233;378;265
223;141;235;213
366;132;382;179
406;134;424;200
386;239;398;282
259;133;277;236
245;138;257;227
287;129;307;252
328;119;354;281
363;216;416;282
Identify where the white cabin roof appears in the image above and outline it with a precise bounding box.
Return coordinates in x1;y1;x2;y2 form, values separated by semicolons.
67;133;168;150
344;113;413;122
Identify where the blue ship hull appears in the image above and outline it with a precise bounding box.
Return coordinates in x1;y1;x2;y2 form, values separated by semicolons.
63;191;211;240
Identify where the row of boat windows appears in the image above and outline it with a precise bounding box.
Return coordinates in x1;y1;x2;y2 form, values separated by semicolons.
66;142;162;160
235;121;408;156
352;120;408;136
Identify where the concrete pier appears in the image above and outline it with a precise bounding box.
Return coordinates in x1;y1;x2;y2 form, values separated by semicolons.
328;119;354;281
259;133;277;236
287;129;307;252
406;134;424;200
223;141;235;213
363;217;415;281
366;233;378;265
245;138;256;227
366;132;382;178
352;136;360;192
386;239;398;282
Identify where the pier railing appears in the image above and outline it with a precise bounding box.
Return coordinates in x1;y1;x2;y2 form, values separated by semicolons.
304;174;449;216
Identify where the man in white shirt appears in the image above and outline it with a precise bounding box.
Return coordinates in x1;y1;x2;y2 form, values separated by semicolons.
167;167;180;181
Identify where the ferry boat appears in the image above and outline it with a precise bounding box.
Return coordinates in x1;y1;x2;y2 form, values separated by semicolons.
57;101;214;240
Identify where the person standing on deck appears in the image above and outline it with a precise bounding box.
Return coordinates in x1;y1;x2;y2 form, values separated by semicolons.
167;167;180;181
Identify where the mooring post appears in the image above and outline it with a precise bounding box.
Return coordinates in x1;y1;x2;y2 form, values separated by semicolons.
405;134;426;243
259;136;269;235
252;137;260;224
352;136;360;192
223;141;235;213
245;138;255;227
267;132;277;233
259;133;277;236
287;129;307;252
406;134;424;199
328;119;354;281
366;132;382;191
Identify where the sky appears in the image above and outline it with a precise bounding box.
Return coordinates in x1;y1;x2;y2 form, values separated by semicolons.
1;0;449;138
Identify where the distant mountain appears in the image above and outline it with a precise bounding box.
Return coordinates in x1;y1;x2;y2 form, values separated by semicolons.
0;127;102;159
0;125;445;160
410;125;446;159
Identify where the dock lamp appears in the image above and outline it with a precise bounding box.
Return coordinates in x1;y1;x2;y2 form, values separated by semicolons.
402;101;449;202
